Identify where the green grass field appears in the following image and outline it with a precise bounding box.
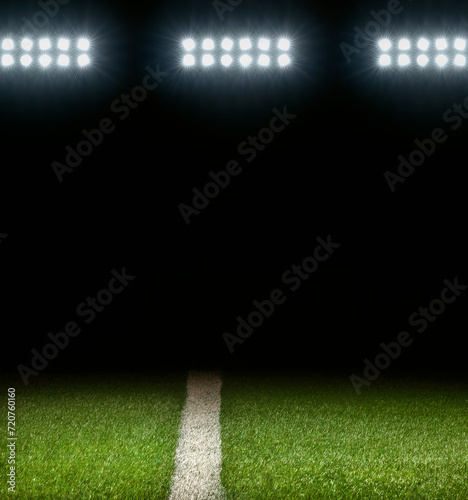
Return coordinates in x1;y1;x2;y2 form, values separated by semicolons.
1;372;186;500
220;372;468;499
2;371;467;499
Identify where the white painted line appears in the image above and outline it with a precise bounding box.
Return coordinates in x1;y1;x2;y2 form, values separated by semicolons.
169;371;226;500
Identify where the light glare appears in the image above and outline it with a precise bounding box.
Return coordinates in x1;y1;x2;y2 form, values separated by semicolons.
398;54;410;66
202;54;214;66
20;55;32;67
436;38;448;50
183;54;195;66
455;38;466;51
417;55;429;67
258;38;270;51
278;54;291;67
2;39;14;50
454;54;466;67
221;38;233;51
278;38;290;51
239;54;252;67
58;54;70;67
221;54;233;67
77;38;90;51
240;38;252;50
21;38;33;51
58;38;70;51
2;54;14;67
202;39;214;50
258;54;270;66
379;54;391;66
78;54;90;67
398;39;410;50
436;54;448;67
39;38;51;50
378;39;391;51
182;39;195;51
417;38;430;51
39;54;51;67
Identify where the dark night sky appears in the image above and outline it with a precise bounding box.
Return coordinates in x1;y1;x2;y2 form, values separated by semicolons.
1;0;467;377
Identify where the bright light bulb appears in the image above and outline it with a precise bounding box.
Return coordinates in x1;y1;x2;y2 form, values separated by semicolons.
417;38;429;51
183;54;195;66
202;39;214;50
39;38;51;50
78;54;90;67
436;54;448;67
278;54;291;67
398;54;410;66
2;39;14;50
258;38;270;51
417;55;429;67
182;39;195;51
21;55;32;67
258;54;270;66
21;38;33;51
1;55;14;67
239;54;252;67
378;39;391;51
58;38;70;51
379;54;391;66
240;38;252;50
398;39;410;50
278;38;290;51
221;55;233;67
78;38;90;51
454;54;466;67
455;38;466;51
436;38;448;50
39;54;51;67
202;54;214;66
58;55;70;67
221;38;233;51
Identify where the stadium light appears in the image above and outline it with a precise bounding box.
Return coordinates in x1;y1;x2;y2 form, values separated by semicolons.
1;36;92;70
181;36;292;70
377;36;468;70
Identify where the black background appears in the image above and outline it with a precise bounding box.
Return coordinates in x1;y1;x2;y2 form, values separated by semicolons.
1;0;467;377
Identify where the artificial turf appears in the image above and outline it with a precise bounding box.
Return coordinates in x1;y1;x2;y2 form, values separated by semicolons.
220;371;468;499
1;372;186;500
